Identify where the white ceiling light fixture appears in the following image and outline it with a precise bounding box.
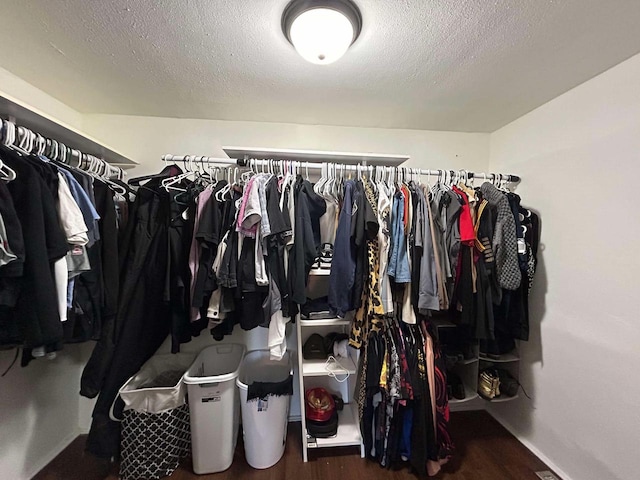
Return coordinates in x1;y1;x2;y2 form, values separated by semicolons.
282;0;362;65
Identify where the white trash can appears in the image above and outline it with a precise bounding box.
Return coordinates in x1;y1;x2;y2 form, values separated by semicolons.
237;350;293;469
183;344;245;474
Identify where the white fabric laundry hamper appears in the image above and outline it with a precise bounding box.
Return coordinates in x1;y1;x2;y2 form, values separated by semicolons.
113;352;195;480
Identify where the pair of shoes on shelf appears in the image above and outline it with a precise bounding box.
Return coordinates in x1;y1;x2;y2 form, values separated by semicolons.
479;340;501;360
300;296;332;319
302;332;349;360
312;243;333;270
444;350;463;370
479;338;516;359
478;369;501;399
447;372;466;400
461;343;476;360
496;369;519;397
443;343;476;368
478;368;519;399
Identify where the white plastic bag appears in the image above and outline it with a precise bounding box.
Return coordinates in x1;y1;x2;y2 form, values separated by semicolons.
111;353;195;419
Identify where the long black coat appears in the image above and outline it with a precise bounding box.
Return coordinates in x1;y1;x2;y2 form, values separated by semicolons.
84;178;173;458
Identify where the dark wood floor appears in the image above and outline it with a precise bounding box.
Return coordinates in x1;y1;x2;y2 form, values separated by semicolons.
34;411;554;480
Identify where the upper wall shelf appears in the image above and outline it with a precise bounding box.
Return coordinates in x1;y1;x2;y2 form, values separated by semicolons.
0;95;137;168
222;146;409;165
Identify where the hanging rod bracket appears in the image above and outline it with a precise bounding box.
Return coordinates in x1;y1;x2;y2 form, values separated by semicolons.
237;154;249;167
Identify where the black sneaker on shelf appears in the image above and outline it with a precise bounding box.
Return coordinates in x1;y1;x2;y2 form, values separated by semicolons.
443;347;464;368
447;372;466;400
444;353;459;370
496;369;519;397
495;336;516;355
317;243;333;270
479;339;501;360
461;343;476;360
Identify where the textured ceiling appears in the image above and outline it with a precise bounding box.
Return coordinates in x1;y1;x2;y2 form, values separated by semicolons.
1;0;639;132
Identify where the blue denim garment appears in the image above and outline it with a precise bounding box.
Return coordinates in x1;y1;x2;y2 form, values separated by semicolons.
328;180;357;317
399;406;413;460
58;168;101;247
67;279;74;309
387;191;411;283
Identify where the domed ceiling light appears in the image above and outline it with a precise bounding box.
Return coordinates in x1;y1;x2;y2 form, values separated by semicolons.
282;0;363;65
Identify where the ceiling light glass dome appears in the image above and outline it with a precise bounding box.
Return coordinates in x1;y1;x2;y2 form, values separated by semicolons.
282;0;362;65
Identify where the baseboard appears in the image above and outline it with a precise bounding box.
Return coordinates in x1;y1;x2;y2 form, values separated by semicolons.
26;430;80;480
489;412;573;480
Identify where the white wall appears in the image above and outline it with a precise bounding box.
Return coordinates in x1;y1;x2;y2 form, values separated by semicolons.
488;52;640;480
0;345;89;479
0;67;92;480
82;114;489;176
0;66;83;131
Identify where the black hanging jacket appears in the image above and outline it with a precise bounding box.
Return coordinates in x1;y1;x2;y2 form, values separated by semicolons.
84;178;173;459
289;177;326;305
0;151;67;357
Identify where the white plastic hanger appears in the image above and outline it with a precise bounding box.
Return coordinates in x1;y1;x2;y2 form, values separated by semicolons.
161;155;193;192
216;166;236;201
324;356;350;383
314;162;326;195
240;158;255;184
0;158;16;182
2;120;15;147
320;162;332;200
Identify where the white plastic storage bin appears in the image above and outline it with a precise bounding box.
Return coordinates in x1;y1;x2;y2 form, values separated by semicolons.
237;350;293;469
183;344;245;474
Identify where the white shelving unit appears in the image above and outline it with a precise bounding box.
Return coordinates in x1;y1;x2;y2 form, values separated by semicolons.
459;357;480;365
485;393;520;403
478;352;521;403
296;270;365;462
302;356;357;377
306;267;331;276
449;385;480;405
307;403;362;449
447;346;481;410
436;323;521;409
479;352;520;363
299;318;350;327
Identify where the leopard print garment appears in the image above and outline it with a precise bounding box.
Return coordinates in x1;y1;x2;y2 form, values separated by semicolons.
349;179;385;349
355;339;369;423
350;238;385;348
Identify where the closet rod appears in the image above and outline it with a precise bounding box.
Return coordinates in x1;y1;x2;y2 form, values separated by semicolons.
161;154;521;183
1;116;126;179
